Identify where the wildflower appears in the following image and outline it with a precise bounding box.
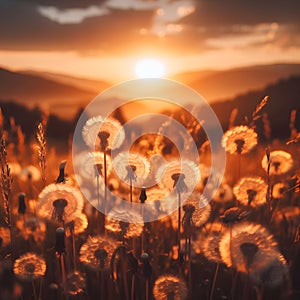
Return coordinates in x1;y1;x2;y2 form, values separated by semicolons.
193;222;224;262
17;193;26;215
16;218;46;243
233;177;267;207
249;255;289;288
272;182;289;199
18;165;41;182
153;275;187;300
220;207;250;224
37;183;84;223
79;236;119;271
55;160;67;183
63;271;86;296
112;152;150;187
156;159;200;197
82;116;125;150
182;195;211;227
213;183;233;203
66;213;88;235
0;227;10;247
222;125;258;154
74;151;112;180
13;253;46;281
105;207;144;238
219;222;281;274
262;150;293;175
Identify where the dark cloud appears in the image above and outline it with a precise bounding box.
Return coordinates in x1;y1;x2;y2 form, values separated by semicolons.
182;0;300;26
0;0;299;55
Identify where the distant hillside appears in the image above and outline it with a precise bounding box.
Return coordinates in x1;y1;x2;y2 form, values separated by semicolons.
210;76;300;140
1;75;299;148
20;70;110;94
0;67;106;119
171;63;300;101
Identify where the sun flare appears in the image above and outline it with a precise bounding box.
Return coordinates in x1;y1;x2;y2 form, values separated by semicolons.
135;58;166;78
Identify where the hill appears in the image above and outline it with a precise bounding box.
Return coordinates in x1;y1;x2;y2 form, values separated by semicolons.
1;75;299;148
0;67;109;119
171;63;300;101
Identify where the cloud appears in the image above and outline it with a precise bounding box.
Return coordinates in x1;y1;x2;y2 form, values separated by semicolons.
37;5;109;24
0;0;300;56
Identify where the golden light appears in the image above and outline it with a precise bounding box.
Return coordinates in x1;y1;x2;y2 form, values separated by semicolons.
135;58;166;78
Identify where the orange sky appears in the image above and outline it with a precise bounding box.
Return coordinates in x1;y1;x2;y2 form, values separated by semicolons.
1;0;300;81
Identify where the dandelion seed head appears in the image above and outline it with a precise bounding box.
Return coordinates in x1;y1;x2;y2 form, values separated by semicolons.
13;253;46;281
222;125;258;154
156;159;200;196
82;116;124;150
153;275;187;300
37;184;84;222
213;183;233;203
193;222;224;262
74;151;112;179
105;208;144;238
219;222;280;273
16;218;46;243
262;150;293;175
18;165;41;182
0;227;10;247
233;177;267;207
63;271;86;296
112;152;150;187
79;236;119;271
272;182;289;199
66;213;88;235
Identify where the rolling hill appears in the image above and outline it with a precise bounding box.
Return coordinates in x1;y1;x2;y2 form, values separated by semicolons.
171;63;300;101
1;75;299;146
0;67;109;119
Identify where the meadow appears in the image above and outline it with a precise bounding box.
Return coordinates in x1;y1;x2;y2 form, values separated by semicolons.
0;96;299;300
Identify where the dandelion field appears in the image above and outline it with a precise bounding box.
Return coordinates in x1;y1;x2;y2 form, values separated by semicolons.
0;95;299;300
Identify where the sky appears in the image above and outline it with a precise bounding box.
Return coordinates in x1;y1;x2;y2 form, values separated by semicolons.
1;0;300;81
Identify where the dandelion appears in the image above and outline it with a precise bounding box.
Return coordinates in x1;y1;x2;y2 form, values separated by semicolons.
13;253;46;281
66;213;88;235
179;195;211;228
272;182;289;199
222;125;258;154
249;255;289;288
219;222;280;274
262;150;293;175
194;222;224;262
0;226;10;247
153;275;187;300
74;151;112;180
37;183;84;223
79;236;119;271
233;177;267;207
16;218;46;243
220;207;250;224
213;183;233;203
63;271;86;296
156;159;200;194
113;152;151;187
18;165;41;182
82;116;125;150
105;207;144;238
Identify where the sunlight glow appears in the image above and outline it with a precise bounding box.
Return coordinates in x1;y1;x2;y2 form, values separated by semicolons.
135;58;166;78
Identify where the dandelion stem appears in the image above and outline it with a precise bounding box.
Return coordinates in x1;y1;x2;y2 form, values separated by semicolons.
209;263;220;300
32;280;37;300
103;150;107;235
178;191;181;257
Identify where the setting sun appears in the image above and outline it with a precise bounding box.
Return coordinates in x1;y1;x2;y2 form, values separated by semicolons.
135;58;166;78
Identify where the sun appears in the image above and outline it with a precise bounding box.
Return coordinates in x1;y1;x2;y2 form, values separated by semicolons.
135;58;166;78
